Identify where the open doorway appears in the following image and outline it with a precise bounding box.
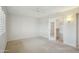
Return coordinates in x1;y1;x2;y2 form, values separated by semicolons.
56;19;64;43
50;22;56;40
50;18;64;43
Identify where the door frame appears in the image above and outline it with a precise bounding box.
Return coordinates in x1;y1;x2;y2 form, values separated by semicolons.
76;13;79;48
49;18;56;40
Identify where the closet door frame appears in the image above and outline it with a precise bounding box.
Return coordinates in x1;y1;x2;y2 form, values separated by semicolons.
50;21;56;40
76;13;79;48
49;18;56;40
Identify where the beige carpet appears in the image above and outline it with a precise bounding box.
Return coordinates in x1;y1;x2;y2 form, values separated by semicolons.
5;37;79;53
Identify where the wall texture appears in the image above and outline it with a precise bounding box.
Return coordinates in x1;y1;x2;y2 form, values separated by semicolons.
39;18;49;39
7;16;38;41
63;14;76;47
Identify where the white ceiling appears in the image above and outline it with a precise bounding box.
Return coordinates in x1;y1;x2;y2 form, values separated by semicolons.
6;6;78;18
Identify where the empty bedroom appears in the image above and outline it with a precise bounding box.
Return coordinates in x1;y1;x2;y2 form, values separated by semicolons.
0;6;79;53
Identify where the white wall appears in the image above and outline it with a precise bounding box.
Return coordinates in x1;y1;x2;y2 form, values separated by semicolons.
63;14;76;47
7;15;49;41
7;16;38;41
39;18;49;39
